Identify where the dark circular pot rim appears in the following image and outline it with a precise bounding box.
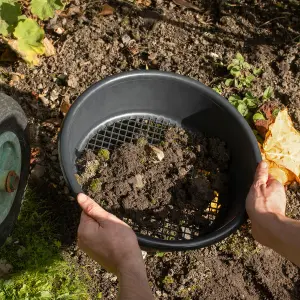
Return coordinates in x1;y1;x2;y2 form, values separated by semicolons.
59;70;261;251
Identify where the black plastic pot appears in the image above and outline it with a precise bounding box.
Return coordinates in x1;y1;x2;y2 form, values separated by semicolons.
59;70;261;251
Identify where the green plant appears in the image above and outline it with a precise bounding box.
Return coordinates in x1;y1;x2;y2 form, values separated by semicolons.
0;189;89;299
228;92;259;117
0;0;64;65
162;275;174;285
155;252;165;257
90;178;101;193
226;53;262;89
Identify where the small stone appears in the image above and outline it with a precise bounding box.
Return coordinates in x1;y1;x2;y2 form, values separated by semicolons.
148;52;157;60
52;149;58;156
64;186;69;195
50;89;59;101
50;155;57;161
38;94;49;106
54;27;64;35
111;276;118;282
178;168;187;177
67;74;78;88
0;259;13;277
289;182;299;192
148;145;164;161
141;250;147;259
121;34;131;44
37;83;43;90
31;164;45;179
156;291;162;297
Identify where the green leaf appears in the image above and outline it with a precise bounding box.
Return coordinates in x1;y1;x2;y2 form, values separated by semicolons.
31;0;64;20
225;78;234;86
10;18;45;65
263;86;273;100
236;52;244;63
213;85;222;94
0;0;22;36
244;92;259;108
253;67;263;76
228;94;241;106
253;112;266;121
237;102;248;116
242;62;251;70
234;78;242;89
230;66;241;77
245;74;255;85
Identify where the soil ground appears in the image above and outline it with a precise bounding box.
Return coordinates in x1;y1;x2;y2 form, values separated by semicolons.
0;0;300;298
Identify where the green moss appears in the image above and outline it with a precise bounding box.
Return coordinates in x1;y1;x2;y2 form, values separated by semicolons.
0;189;89;299
162;275;174;285
155;252;164;257
98;149;110;161
97;292;103;299
90;178;101;193
136;137;148;147
217;226;258;259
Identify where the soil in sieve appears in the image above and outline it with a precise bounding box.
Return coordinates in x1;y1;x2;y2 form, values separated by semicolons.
76;127;230;237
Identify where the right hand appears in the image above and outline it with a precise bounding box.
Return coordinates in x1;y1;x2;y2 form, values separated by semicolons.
77;194;145;275
246;161;287;247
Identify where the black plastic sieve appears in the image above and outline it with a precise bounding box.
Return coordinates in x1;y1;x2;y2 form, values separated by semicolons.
59;71;261;251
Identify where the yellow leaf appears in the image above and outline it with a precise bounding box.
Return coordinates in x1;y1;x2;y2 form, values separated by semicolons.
261;109;300;185
8;39;44;65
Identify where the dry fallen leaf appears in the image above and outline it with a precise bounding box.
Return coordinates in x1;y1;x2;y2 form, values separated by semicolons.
43;38;56;57
136;0;152;6
60;99;71;114
99;4;115;16
261;109;300;185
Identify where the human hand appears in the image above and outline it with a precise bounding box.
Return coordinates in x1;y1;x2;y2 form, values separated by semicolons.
246;161;287;247
77;193;145;276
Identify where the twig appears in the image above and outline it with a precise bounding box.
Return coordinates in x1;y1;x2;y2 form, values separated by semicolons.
258;16;287;28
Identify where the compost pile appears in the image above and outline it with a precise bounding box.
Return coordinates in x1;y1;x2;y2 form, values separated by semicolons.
77;127;230;232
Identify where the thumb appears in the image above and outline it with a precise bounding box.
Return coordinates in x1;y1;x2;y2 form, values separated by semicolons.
77;193;110;223
254;161;269;184
253;161;269;195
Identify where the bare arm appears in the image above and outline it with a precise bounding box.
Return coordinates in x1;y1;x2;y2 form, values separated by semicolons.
77;194;153;300
246;162;300;267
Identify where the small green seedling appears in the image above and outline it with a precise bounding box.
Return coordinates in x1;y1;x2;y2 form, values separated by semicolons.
162;276;174;285
253;112;266;122
226;53;260;89
262;86;274;100
98;149;110;161
213;84;222;94
228;92;259;117
155;251;165;257
136;137;148;147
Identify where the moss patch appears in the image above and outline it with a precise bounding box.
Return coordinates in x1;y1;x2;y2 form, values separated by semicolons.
0;189;90;299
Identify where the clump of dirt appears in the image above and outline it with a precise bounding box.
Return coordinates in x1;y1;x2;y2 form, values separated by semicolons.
77;127;230;229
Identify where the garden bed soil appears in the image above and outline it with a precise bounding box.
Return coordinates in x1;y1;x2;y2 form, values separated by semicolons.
1;0;299;298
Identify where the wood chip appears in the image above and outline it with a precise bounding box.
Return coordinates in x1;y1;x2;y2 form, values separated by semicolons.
148;145;164;161
99;4;115;16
